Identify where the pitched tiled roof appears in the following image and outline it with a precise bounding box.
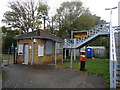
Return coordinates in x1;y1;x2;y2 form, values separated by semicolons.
15;29;63;42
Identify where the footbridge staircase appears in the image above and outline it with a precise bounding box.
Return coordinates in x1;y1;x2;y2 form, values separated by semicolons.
114;27;120;89
64;22;110;49
63;22;120;89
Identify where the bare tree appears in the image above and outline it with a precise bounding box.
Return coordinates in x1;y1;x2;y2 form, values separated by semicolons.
2;0;49;33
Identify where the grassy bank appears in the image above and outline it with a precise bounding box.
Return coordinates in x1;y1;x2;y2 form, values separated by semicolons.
57;58;109;86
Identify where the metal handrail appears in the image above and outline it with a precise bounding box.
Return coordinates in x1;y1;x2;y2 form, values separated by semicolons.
64;22;110;49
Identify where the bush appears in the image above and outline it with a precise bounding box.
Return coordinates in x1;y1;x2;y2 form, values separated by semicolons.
2;36;17;54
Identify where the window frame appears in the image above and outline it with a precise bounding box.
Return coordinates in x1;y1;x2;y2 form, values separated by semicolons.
46;40;52;55
38;44;44;57
56;42;60;54
18;44;23;55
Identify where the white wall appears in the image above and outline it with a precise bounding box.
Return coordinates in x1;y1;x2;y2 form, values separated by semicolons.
118;1;120;26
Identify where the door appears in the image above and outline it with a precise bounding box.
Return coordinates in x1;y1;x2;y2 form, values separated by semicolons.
24;44;29;64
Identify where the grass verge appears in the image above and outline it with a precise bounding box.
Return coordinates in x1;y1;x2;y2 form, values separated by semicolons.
57;58;109;86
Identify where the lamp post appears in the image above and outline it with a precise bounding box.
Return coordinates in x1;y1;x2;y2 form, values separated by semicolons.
105;7;117;29
105;7;117;88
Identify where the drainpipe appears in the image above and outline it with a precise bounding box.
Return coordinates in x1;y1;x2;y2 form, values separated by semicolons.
55;42;57;67
31;37;34;65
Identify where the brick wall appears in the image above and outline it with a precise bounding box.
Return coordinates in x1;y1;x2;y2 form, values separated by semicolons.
17;38;63;65
17;39;32;63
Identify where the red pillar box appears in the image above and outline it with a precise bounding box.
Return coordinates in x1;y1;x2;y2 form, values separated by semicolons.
80;51;87;71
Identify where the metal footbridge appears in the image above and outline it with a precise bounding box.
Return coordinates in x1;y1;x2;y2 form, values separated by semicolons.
63;22;120;89
64;22;110;49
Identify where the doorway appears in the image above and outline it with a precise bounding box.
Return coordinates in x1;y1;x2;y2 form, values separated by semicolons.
24;44;29;64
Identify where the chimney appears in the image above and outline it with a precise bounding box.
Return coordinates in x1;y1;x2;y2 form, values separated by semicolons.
43;16;46;30
37;29;40;36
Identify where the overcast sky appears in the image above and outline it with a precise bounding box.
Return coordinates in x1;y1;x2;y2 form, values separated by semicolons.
0;0;119;27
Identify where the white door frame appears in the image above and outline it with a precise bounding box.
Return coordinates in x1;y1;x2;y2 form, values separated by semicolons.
24;44;29;64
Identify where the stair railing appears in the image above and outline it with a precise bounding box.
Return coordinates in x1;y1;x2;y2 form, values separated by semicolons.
64;22;110;49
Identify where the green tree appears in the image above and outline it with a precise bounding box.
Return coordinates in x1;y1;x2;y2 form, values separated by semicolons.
72;12;102;30
1;26;19;54
2;0;49;33
87;37;110;58
53;1;103;39
2;36;17;54
53;1;86;38
2;26;19;37
53;1;109;58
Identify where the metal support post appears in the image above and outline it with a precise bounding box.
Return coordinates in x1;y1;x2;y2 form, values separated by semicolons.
64;48;66;59
109;10;117;89
70;49;73;69
74;39;76;60
55;42;57;67
105;7;117;88
62;49;63;63
64;39;67;59
110;13;114;88
31;38;34;65
112;28;117;88
74;49;76;60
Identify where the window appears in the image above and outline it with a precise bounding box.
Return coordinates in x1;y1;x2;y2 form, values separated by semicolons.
46;40;52;55
38;45;44;56
18;44;23;55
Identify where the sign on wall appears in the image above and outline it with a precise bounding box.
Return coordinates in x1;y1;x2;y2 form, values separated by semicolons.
73;32;88;38
18;44;23;55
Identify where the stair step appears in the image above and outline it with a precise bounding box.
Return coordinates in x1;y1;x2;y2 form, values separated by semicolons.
117;63;120;64
116;74;120;76
117;84;120;87
117;69;120;71
116;87;120;89
117;79;120;82
116;81;120;84
116;84;120;87
117;72;120;75
117;66;120;69
117;65;120;67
